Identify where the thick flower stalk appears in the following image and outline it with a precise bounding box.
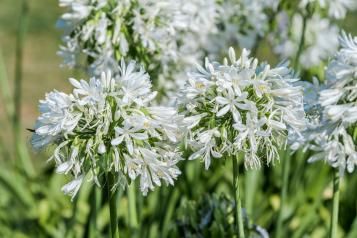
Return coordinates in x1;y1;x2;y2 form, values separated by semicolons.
179;48;306;169
31;60;182;199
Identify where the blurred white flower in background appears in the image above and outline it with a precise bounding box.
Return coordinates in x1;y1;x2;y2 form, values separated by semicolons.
31;60;183;198
273;13;339;69
57;0;285;103
178;48;306;169
300;0;357;19
57;0;218;73
206;0;279;56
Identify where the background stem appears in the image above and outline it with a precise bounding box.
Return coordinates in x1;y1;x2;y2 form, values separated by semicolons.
276;150;290;238
107;172;120;238
233;155;245;238
89;186;98;238
14;0;35;177
14;0;27;154
294;10;310;70
330;170;340;238
128;182;138;232
245;170;259;216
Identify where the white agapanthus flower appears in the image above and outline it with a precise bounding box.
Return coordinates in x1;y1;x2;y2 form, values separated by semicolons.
31;60;182;198
153;0;219;98
178;48;306;169
300;0;357;19
57;0;218;76
206;0;279;56
157;0;282;104
293;32;357;174
273;13;339;69
57;0;284;102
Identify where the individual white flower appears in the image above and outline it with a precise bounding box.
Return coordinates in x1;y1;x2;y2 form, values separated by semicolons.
31;91;81;150
111;124;149;155
188;128;223;169
178;48;306;169
61;175;84;200
31;60;182;198
216;89;250;123
136;147;181;195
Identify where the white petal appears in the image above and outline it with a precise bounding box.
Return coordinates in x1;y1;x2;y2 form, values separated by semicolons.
111;136;124;146
56;161;73;174
211;150;222;158
188;148;204;161
61;175;84;200
98;142;106;154
216;96;229;105
69;78;82;88
217;105;230;117
232;107;242;122
126;136;134;155
269;120;287;130
131;133;148;140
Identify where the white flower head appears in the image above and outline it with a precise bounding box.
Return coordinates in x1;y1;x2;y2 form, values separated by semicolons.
57;0;218;79
320;32;357;128
204;0;278;57
295;32;357;174
178;48;306;169
31;60;182;198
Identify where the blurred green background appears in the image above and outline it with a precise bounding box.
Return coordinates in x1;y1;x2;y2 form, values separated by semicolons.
0;1;357;237
1;0;71;134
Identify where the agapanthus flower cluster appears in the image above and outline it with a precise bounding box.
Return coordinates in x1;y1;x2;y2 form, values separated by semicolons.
58;0;288;101
178;48;306;169
153;0;219;96
293;32;357;173
158;0;282;103
272;13;339;69
31;60;182;198
206;0;278;57
57;0;219;75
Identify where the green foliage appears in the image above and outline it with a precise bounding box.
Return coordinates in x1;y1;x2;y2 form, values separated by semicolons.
172;194;270;238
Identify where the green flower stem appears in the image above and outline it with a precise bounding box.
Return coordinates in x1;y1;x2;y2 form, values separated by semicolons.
128;182;139;230
14;0;28;139
14;0;35;177
69;197;80;237
89;187;98;238
107;172;120;238
245;169;259;216
330;170;340;238
233;154;245;238
293;13;308;70
276;150;290;238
